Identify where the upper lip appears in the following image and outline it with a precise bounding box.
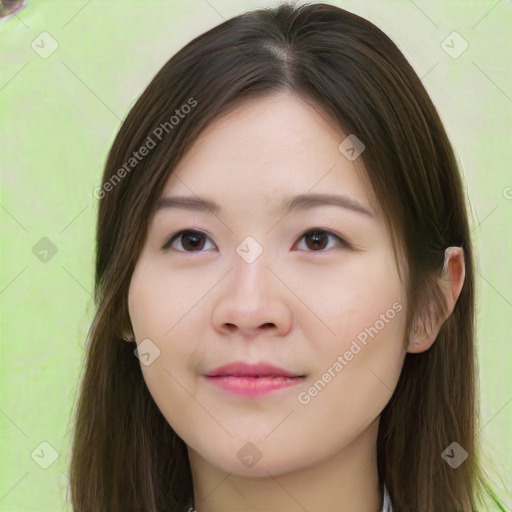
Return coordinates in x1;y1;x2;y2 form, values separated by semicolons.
204;361;305;378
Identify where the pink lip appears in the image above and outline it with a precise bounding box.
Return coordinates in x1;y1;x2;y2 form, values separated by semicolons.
205;375;304;396
204;361;304;378
204;361;305;396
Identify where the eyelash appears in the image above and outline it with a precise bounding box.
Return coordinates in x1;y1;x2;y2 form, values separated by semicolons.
162;228;352;253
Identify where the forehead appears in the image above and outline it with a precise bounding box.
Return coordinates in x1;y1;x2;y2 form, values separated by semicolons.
162;92;379;219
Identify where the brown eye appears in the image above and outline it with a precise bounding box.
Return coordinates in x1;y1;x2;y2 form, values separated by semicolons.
295;229;350;252
163;230;215;252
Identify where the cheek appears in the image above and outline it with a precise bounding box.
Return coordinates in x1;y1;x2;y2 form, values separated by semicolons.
296;302;406;439
128;255;202;340
128;265;196;434
297;249;407;406
292;249;404;346
127;256;208;406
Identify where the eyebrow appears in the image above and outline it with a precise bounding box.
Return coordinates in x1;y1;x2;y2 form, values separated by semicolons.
155;192;375;218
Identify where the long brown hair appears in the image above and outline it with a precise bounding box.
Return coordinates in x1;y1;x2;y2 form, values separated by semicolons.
68;3;506;510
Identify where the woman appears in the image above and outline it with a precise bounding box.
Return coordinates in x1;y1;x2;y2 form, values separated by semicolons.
69;2;507;510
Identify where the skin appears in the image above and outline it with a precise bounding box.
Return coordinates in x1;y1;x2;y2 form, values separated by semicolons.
128;92;465;512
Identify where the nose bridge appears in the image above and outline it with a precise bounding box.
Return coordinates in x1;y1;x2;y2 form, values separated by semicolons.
231;236;273;301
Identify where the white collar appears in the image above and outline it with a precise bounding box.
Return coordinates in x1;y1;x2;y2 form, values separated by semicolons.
381;483;393;511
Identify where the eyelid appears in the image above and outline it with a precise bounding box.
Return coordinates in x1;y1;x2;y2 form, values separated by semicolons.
162;228;352;252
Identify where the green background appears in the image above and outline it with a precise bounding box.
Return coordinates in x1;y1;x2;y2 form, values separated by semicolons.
1;0;511;510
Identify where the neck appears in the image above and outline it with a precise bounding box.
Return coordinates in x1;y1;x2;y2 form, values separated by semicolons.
188;417;382;512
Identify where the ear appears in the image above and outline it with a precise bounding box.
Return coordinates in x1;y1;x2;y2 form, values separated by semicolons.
407;246;465;353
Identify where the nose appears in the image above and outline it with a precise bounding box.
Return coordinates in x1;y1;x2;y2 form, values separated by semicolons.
211;252;293;339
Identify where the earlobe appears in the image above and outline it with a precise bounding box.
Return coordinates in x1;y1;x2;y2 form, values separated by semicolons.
407;315;438;353
407;246;465;354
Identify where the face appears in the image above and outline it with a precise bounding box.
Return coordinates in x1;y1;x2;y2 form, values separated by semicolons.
128;92;408;478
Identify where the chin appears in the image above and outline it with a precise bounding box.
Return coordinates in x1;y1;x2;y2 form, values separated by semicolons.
196;439;312;478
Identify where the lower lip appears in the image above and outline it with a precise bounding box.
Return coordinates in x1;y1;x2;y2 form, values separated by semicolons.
204;375;304;396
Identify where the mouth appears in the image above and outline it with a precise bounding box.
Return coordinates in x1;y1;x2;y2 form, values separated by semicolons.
203;361;306;397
